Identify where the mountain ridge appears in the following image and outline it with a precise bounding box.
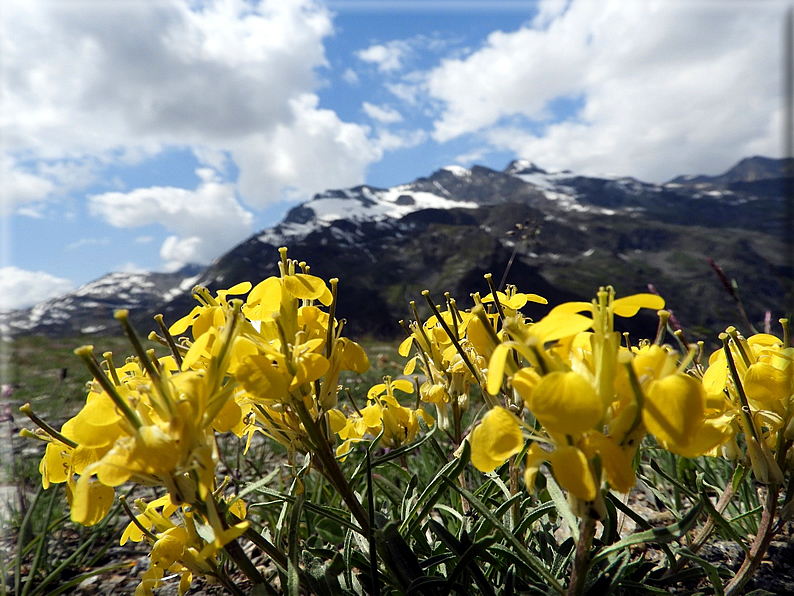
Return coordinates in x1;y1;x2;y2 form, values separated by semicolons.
3;156;791;342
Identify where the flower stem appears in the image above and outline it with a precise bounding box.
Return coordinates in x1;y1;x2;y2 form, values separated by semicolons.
724;483;781;596
568;516;596;596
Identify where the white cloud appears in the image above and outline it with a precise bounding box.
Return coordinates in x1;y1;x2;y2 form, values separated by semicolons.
0;267;73;310
15;206;45;219
135;236;154;244
232;94;382;203
88;169;255;270
66;237;111;251
374;129;427;152
362;102;404;124
1;0;385;211
342;67;360;85
357;40;412;72
424;0;785;181
453;148;488;165
116;262;148;274
0;156;55;213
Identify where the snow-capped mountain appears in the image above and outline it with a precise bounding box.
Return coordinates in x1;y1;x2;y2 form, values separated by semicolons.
1;266;202;337
4;156;790;341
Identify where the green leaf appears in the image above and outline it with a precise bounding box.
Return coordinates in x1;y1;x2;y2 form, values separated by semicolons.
440;476;565;595
606;493;676;567
250;486;363;534
545;473;580;541
695;473;750;555
377;521;427;589
591;502;704;565
676;550;726;596
616;580;670;594
287;492;305;596
513;501;556;536
401;441;471;537
649;459;698;500
443;535;498;596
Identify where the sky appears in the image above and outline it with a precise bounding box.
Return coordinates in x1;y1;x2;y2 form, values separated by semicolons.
0;0;788;310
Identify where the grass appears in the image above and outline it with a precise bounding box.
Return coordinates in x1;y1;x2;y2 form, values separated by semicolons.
7;334;163;420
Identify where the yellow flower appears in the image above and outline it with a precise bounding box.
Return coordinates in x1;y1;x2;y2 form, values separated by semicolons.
469;407;523;473
522;371;602;437
643;374;731;458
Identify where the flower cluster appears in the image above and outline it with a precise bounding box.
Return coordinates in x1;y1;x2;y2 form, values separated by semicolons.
22;248;432;592
701;327;794;484
21;247;794;596
461;287;734;514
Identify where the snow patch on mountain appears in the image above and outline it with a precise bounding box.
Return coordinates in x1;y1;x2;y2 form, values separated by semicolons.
441;165;470;178
305;187;478;223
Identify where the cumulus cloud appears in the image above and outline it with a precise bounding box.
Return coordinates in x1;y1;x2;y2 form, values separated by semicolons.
0;267;73;310
0;156;55;213
342;68;360;85
66;237;111;251
232;94;382;203
424;0;784;181
357;40;412;72
1;0;385;212
89;168;255;270
362;102;404;124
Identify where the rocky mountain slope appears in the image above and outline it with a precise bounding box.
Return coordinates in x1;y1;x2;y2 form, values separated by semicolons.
4;156;791;343
0;266;203;337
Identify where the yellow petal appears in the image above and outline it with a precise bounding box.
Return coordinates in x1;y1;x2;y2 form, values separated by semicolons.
71;475;115;526
486;343;515;395
327;409;348;434
466;315;495;356
41;442;71;488
524;293;548;305
403;356;418;375
390;379;414;395
120;514;150;545
527;371;602;436
213;399;242;433
702;360;728;394
292;352;329;388
582;433;635;494
524;443;549;491
192;307;225;340
643;374;705;453
236;355;289;400
469;407;523;473
340;340;370;373
511;368;541;408
550;446;597;502
247;277;282;314
743;362;791;405
168;306;201;336
612;294;665;317
283;273;328;300
528;311;594;343
219;281;252;297
672;418;733;459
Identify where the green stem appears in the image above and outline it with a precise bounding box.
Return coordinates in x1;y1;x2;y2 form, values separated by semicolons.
724;483;781;596
568;515;596;596
74;347;143;430
292;400;371;534
154;314;184;370
19;404;78;449
223;537;265;586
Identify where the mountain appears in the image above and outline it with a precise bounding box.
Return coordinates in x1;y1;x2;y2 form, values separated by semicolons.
0;266;203;337
4;157;792;343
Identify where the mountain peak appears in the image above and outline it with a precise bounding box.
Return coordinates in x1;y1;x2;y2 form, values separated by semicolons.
504;160;548;176
668;156;793;185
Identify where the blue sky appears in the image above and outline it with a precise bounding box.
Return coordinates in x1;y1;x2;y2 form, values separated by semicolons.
0;0;786;309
